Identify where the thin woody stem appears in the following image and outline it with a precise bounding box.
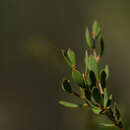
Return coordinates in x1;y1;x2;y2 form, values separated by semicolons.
71;91;87;102
98;81;104;95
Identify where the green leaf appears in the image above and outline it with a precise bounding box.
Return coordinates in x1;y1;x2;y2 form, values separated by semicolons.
85;50;89;74
86;100;102;114
105;65;109;80
104;88;108;108
113;102;120;120
107;94;113;107
80;88;85;98
118;122;124;129
62;79;72;93
92;107;102;114
100;123;115;127
61;49;72;68
85;28;93;49
59;101;88;108
72;69;85;88
99;37;104;57
59;101;79;108
88;71;96;89
92;21;101;39
67;48;76;65
92;87;101;104
100;70;106;90
88;55;99;80
85;89;91;100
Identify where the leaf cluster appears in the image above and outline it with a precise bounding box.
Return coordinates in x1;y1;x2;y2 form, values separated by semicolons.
59;21;124;130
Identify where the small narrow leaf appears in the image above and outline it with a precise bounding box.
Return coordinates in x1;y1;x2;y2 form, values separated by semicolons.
88;71;96;89
105;65;109;80
107;94;112;107
100;70;106;90
113;102;121;120
100;123;115;127
92;107;102;114
118;122;124;129
87;100;101;114
88;55;99;79
92;87;101;104
72;69;85;88
92;21;101;39
59;101;79;108
62;79;72;93
85;28;93;49
80;88;85;99
99;37;104;57
67;48;76;65
85;89;91;100
104;88;108;108
85;50;89;74
61;49;72;67
59;101;88;108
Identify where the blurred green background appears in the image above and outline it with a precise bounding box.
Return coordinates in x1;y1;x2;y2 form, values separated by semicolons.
0;0;130;130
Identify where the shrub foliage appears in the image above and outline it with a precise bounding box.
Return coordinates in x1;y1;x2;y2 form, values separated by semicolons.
59;21;124;130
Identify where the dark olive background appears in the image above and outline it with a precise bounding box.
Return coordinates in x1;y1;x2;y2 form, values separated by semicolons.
0;0;130;130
